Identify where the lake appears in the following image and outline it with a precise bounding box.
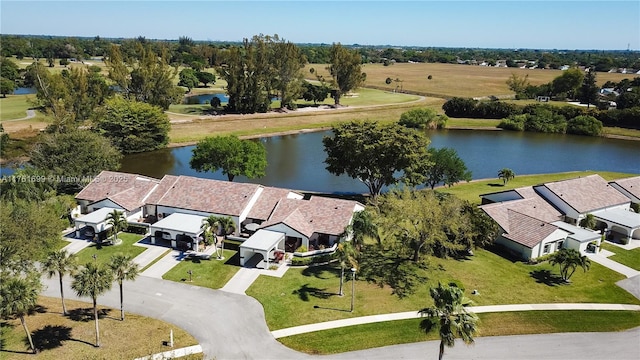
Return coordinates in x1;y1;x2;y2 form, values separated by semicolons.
120;130;640;194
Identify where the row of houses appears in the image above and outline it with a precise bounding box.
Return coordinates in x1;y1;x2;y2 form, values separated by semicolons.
479;175;640;261
73;171;364;268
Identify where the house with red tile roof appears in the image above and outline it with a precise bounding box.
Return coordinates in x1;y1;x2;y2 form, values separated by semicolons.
74;171;363;254
479;175;639;260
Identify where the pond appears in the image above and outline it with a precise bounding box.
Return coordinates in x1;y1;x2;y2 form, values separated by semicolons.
13;87;36;95
184;93;229;105
119;130;640;194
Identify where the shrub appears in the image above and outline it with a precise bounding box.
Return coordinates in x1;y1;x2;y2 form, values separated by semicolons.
475;101;520;119
59;58;69;66
498;114;526;131
291;257;312;266
567;115;603;136
442;97;478;117
295;245;308;253
126;224;148;235
523;109;567;133
399;108;447;129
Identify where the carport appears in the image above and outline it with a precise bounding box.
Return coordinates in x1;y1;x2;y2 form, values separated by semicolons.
239;230;285;269
593;208;640;239
74;207;120;238
149;213;206;251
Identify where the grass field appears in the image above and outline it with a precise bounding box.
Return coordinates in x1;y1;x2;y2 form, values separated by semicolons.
278;310;640;354
0;296;200;360
305;63;638;98
162;249;240;289
437;171;637;204
247;247;639;331
601;243;640;271
74;233;146;266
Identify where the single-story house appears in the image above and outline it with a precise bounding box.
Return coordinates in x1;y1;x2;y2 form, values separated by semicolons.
610;176;640;205
239;230;286;269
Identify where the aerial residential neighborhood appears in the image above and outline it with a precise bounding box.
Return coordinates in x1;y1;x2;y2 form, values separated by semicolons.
1;1;640;360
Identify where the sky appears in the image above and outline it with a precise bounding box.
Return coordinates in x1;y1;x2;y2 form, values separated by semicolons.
1;1;639;50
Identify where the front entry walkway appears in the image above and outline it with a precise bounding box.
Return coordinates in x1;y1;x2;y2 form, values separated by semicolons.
587;249;640;278
220;259;291;294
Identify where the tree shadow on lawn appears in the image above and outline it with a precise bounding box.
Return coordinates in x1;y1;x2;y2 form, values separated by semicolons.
292;284;337;301
30;325;96;351
530;269;566;286
487;183;506;187
301;264;340;279
67;307;112;322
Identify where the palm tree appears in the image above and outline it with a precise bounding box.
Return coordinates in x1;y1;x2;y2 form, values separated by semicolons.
579;213;597;230
214;216;236;259
0;274;42;354
201;215;219;249
109;254;139;321
105;209;127;245
336;241;357;296
346;210;378;251
497;168;515;185
419;282;478;360
41;249;77;316
549;248;591;282
71;262;113;347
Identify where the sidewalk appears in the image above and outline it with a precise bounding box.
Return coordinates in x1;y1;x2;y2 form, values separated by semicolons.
133;345;202;360
139;250;184;278
61;235;94;255
220;262;291;294
271;303;640;339
587;250;640;278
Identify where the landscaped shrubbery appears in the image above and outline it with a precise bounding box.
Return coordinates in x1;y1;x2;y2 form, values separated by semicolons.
567;115;604;136
398;108;447;129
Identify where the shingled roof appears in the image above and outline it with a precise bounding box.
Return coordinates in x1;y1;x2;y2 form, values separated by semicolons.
147;175;261;216
260;196;362;237
502;210;564;248
75;171;159;211
610;176;640;200
247;187;300;221
539;175;630;213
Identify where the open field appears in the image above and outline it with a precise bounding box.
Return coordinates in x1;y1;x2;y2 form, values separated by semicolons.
279;310;640;354
0;296;199;359
305;63;638;98
437;171;637;204
74;233;146;266
247;248;638;331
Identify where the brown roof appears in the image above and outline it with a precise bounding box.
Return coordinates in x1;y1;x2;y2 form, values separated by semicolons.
247;187;297;221
611;176;640;200
502;210;562;248
148;175;261;216
480;187;563;232
75;171;159;211
540;175;630;213
145;175;179;205
260;196;361;237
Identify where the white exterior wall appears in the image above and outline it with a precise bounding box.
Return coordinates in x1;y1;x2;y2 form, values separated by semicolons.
88;199;122;213
261;224;309;248
127;207;144;222
534;186;580;222
239;187;264;233
533;229;570;259
565;237;595;254
495;236;533;260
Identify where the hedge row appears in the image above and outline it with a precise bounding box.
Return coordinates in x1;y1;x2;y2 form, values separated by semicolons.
442;97;640;129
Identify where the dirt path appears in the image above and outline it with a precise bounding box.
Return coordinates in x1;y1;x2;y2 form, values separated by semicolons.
2;109;36;122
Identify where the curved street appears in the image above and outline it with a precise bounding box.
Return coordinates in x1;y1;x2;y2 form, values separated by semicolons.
40;275;640;360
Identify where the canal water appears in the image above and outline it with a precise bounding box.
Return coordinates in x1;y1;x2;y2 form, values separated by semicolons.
120;130;640;194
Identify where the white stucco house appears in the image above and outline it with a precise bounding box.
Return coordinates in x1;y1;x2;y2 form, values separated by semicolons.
479;174;639;260
609;176;640;205
75;171;364;260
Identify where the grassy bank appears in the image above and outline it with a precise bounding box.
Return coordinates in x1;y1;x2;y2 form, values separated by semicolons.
0;296;200;360
438;171;637;204
279;310;640;355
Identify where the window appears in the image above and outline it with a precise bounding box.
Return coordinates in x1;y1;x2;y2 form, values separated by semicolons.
557;241;564;250
543;244;551;253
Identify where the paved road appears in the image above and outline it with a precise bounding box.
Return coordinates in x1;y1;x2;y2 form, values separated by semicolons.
41;274;640;360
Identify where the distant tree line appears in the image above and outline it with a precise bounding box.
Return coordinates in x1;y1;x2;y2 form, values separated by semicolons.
2;34;638;71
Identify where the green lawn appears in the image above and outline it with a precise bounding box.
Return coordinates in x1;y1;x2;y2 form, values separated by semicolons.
438;171;637;204
74;233;146;266
0;94;37;121
601;242;640;271
162;249;240;289
247;248;639;331
279;310;640;355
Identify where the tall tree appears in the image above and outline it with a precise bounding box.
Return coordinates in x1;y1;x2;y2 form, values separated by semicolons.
345;209;378;251
190;135;267;182
72;262;113;347
93;97;170;154
196;71;216;87
109;254;139;321
29;130;122;192
178;68;199;92
105;209;127;244
327;43;366;106
497;168;515;185
214;216;236;258
0;76;16;97
506;73;530;97
579;69;598;108
549;248;591;282
270;37;307;109
336;241;357;296
420;147;472;189
419;283;478;360
551;68;584;99
323;121;430;197
0;273;42;354
41;250;77;316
